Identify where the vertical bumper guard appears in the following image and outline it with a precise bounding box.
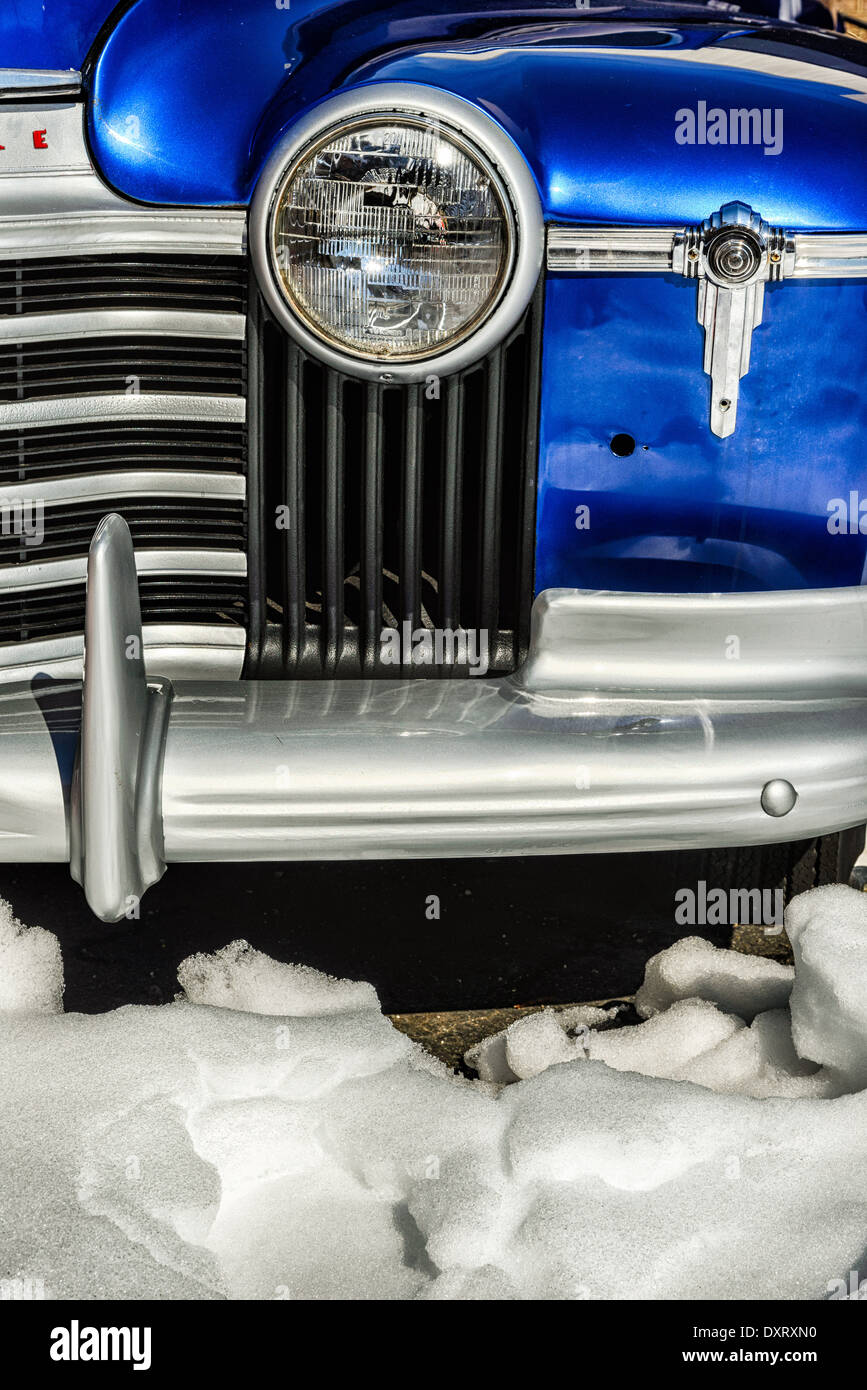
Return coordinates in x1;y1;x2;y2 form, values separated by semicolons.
69;514;172;920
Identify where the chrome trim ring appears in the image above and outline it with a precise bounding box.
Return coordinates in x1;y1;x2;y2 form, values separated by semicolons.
250;82;545;382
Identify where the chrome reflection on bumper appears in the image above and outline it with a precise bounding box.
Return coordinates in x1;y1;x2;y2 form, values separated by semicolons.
0;626;245;683
1;515;865;920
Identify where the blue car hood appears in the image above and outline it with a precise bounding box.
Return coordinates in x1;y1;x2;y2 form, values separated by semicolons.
353;26;867;229
43;0;862;228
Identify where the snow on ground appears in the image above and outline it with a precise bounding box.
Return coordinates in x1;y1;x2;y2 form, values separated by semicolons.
1;887;867;1300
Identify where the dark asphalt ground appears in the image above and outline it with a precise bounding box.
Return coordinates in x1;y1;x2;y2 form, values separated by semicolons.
2;850;733;1015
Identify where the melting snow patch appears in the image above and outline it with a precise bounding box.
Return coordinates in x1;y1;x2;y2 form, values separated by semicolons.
634;935;793;1021
0;899;63;1015
176;939;379;1016
1;891;866;1299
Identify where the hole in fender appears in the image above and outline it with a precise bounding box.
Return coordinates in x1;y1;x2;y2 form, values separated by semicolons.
609;433;636;458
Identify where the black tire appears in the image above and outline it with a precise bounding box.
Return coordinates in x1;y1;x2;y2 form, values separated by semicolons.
700;826;865;903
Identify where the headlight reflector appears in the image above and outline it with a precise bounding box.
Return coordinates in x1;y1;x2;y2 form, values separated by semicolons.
270;116;514;361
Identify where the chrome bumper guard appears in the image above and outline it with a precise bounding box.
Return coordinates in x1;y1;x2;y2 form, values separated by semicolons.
2;516;866;920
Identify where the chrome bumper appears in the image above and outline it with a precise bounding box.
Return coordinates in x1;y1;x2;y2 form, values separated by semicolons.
2;516;866;920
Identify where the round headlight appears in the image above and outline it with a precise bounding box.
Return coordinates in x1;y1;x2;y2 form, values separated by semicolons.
271;117;512;362
251;85;544;380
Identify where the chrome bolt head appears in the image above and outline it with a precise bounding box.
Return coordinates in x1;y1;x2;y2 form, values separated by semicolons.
705;227;763;284
761;779;798;818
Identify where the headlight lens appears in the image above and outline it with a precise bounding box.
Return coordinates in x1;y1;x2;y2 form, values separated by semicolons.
270;116;513;361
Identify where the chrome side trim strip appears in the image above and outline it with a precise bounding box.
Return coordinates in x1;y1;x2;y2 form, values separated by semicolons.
546;225;678;271
0;625;246;682
0;471;246;507
0;549;247;592
791;233;867;278
0;393;246;431
547;224;867;278
0;69;81;98
0;209;247;258
0;309;246;344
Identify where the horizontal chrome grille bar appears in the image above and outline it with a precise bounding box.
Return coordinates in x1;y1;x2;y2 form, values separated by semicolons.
0;392;246;430
0;308;246;344
0;210;247;259
0;624;245;682
547;224;867;277
0;549;247;592
0;470;246;507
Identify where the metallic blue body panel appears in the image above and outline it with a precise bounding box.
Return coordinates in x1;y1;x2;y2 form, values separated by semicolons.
347;28;867;230
88;3;733;206
537;274;867;594
85;12;867;229
0;0;118;70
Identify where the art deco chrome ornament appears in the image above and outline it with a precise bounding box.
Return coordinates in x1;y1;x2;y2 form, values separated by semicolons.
671;202;794;438
547;202;867;438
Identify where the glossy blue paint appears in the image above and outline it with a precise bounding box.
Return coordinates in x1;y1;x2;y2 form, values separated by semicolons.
84;4;867;227
0;0;119;71
352;26;867;230
535;273;867;593
88;2;730;206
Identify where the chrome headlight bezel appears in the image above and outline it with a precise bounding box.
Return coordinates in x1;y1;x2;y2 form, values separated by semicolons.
249;83;544;382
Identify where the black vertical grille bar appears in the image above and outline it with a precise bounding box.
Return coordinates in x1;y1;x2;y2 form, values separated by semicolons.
322;371;345;672
245;282;265;675
439;374;465;672
476;346;505;639
361;382;384;671
401;385;424;667
439;375;466;625
284;341;306;668
514;282;544;666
